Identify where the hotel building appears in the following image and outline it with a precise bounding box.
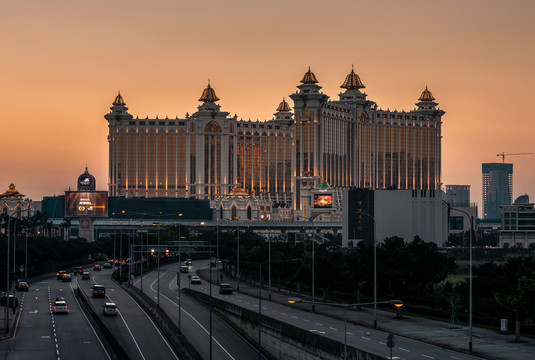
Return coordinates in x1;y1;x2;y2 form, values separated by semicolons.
106;68;445;219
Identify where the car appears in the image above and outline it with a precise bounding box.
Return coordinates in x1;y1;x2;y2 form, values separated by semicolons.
103;302;118;316
92;285;106;298
81;272;91;280
73;266;83;275
103;262;112;269
56;270;67;280
52;300;69;314
0;293;19;308
16;281;29;291
219;283;233;295
62;274;72;282
185;259;192;266
93;264;102;271
179;266;189;273
190;276;201;284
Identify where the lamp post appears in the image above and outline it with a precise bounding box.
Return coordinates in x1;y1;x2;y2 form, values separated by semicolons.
452;207;474;352
5;216;11;332
288;297;403;360
357;211;377;328
236;220;240;292
268;222;271;301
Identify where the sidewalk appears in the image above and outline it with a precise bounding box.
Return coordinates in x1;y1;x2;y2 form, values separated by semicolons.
198;267;535;360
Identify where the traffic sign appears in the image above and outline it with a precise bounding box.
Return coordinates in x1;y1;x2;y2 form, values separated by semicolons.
386;333;395;348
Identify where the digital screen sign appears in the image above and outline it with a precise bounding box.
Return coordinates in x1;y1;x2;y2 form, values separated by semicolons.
313;194;333;208
65;191;108;217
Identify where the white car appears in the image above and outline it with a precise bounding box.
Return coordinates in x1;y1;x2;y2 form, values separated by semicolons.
103;302;118;316
190;275;201;284
53;301;69;314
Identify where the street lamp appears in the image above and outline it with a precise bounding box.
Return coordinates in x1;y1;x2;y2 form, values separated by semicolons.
357;211;377;328
452;207;474;352
288;297;403;360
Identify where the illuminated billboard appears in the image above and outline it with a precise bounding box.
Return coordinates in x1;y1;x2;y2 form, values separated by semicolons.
313;194;333;208
65;191;108;217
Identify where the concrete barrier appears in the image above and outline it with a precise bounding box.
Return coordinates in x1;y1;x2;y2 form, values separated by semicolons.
75;287;130;360
120;284;202;360
185;288;385;360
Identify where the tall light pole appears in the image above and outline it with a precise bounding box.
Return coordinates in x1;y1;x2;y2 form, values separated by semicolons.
357;211;377;328
209;238;213;359
312;231;315;309
288;298;403;360
268;222;271;301
236;221;240;292
453;207;474;352
157;224;161;308
5;216;11;332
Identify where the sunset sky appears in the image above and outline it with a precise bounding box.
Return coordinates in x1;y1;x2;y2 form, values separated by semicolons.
2;0;534;213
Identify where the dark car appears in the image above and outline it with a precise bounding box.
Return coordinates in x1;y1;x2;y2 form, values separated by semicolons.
81;272;91;280
93;264;102;271
56;270;67;280
103;262;112;269
179;266;189;273
219;283;233;295
62;274;72;282
0;293;19;308
103;302;118;316
16;281;29;291
73;266;83;275
185;259;192;266
92;285;106;298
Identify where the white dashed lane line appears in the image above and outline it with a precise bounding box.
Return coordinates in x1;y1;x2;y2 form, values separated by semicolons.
399;347;411;352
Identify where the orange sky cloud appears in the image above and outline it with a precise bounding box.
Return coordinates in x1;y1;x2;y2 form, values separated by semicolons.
2;0;534;212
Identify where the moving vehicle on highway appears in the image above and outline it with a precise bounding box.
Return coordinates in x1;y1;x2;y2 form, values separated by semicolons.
185;259;192;266
103;262;112;269
81;272;91;280
190;275;201;284
92;285;106;298
56;270;67;280
16;281;29;291
103;302;118;316
219;283;233;294
180;265;189;273
0;293;19;308
53;300;69;314
62;273;72;282
74;266;83;275
93;264;102;271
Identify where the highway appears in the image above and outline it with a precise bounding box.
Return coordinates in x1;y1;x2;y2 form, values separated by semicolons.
131;260;261;360
0;276;109;360
77;266;180;360
170;262;485;360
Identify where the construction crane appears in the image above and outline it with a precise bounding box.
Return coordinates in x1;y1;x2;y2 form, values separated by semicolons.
496;152;534;163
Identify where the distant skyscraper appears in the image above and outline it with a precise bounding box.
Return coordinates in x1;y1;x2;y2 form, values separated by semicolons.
445;185;470;207
482;163;513;219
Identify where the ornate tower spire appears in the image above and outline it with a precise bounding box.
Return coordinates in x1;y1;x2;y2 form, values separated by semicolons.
340;66;365;90
416;86;442;113
113;91;126;106
276;98;291;112
418;86;435;101
300;67;319;84
199;81;220;102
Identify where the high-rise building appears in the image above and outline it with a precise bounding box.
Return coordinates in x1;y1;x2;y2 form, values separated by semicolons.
445;185;470;207
482;163;513;220
106;68;445;218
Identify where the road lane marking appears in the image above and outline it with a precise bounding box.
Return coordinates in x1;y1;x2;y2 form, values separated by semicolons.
315;323;323;326
148;276;237;360
400;347;411;352
421;355;434;359
303;319;310;322
329;327;337;331
310;329;326;334
361;336;371;340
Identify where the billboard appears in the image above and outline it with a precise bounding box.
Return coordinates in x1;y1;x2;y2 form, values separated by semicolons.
65;191;108;217
313;194;333;208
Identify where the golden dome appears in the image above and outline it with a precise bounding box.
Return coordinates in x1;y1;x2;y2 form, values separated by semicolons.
341;68;365;90
228;186;250;198
300;67;319;84
418;86;435;101
113;92;126;106
276;98;291;112
199;83;220;102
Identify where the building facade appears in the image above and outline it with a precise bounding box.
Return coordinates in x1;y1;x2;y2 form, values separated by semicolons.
106;68;445;221
482;163;513;220
499;203;535;248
